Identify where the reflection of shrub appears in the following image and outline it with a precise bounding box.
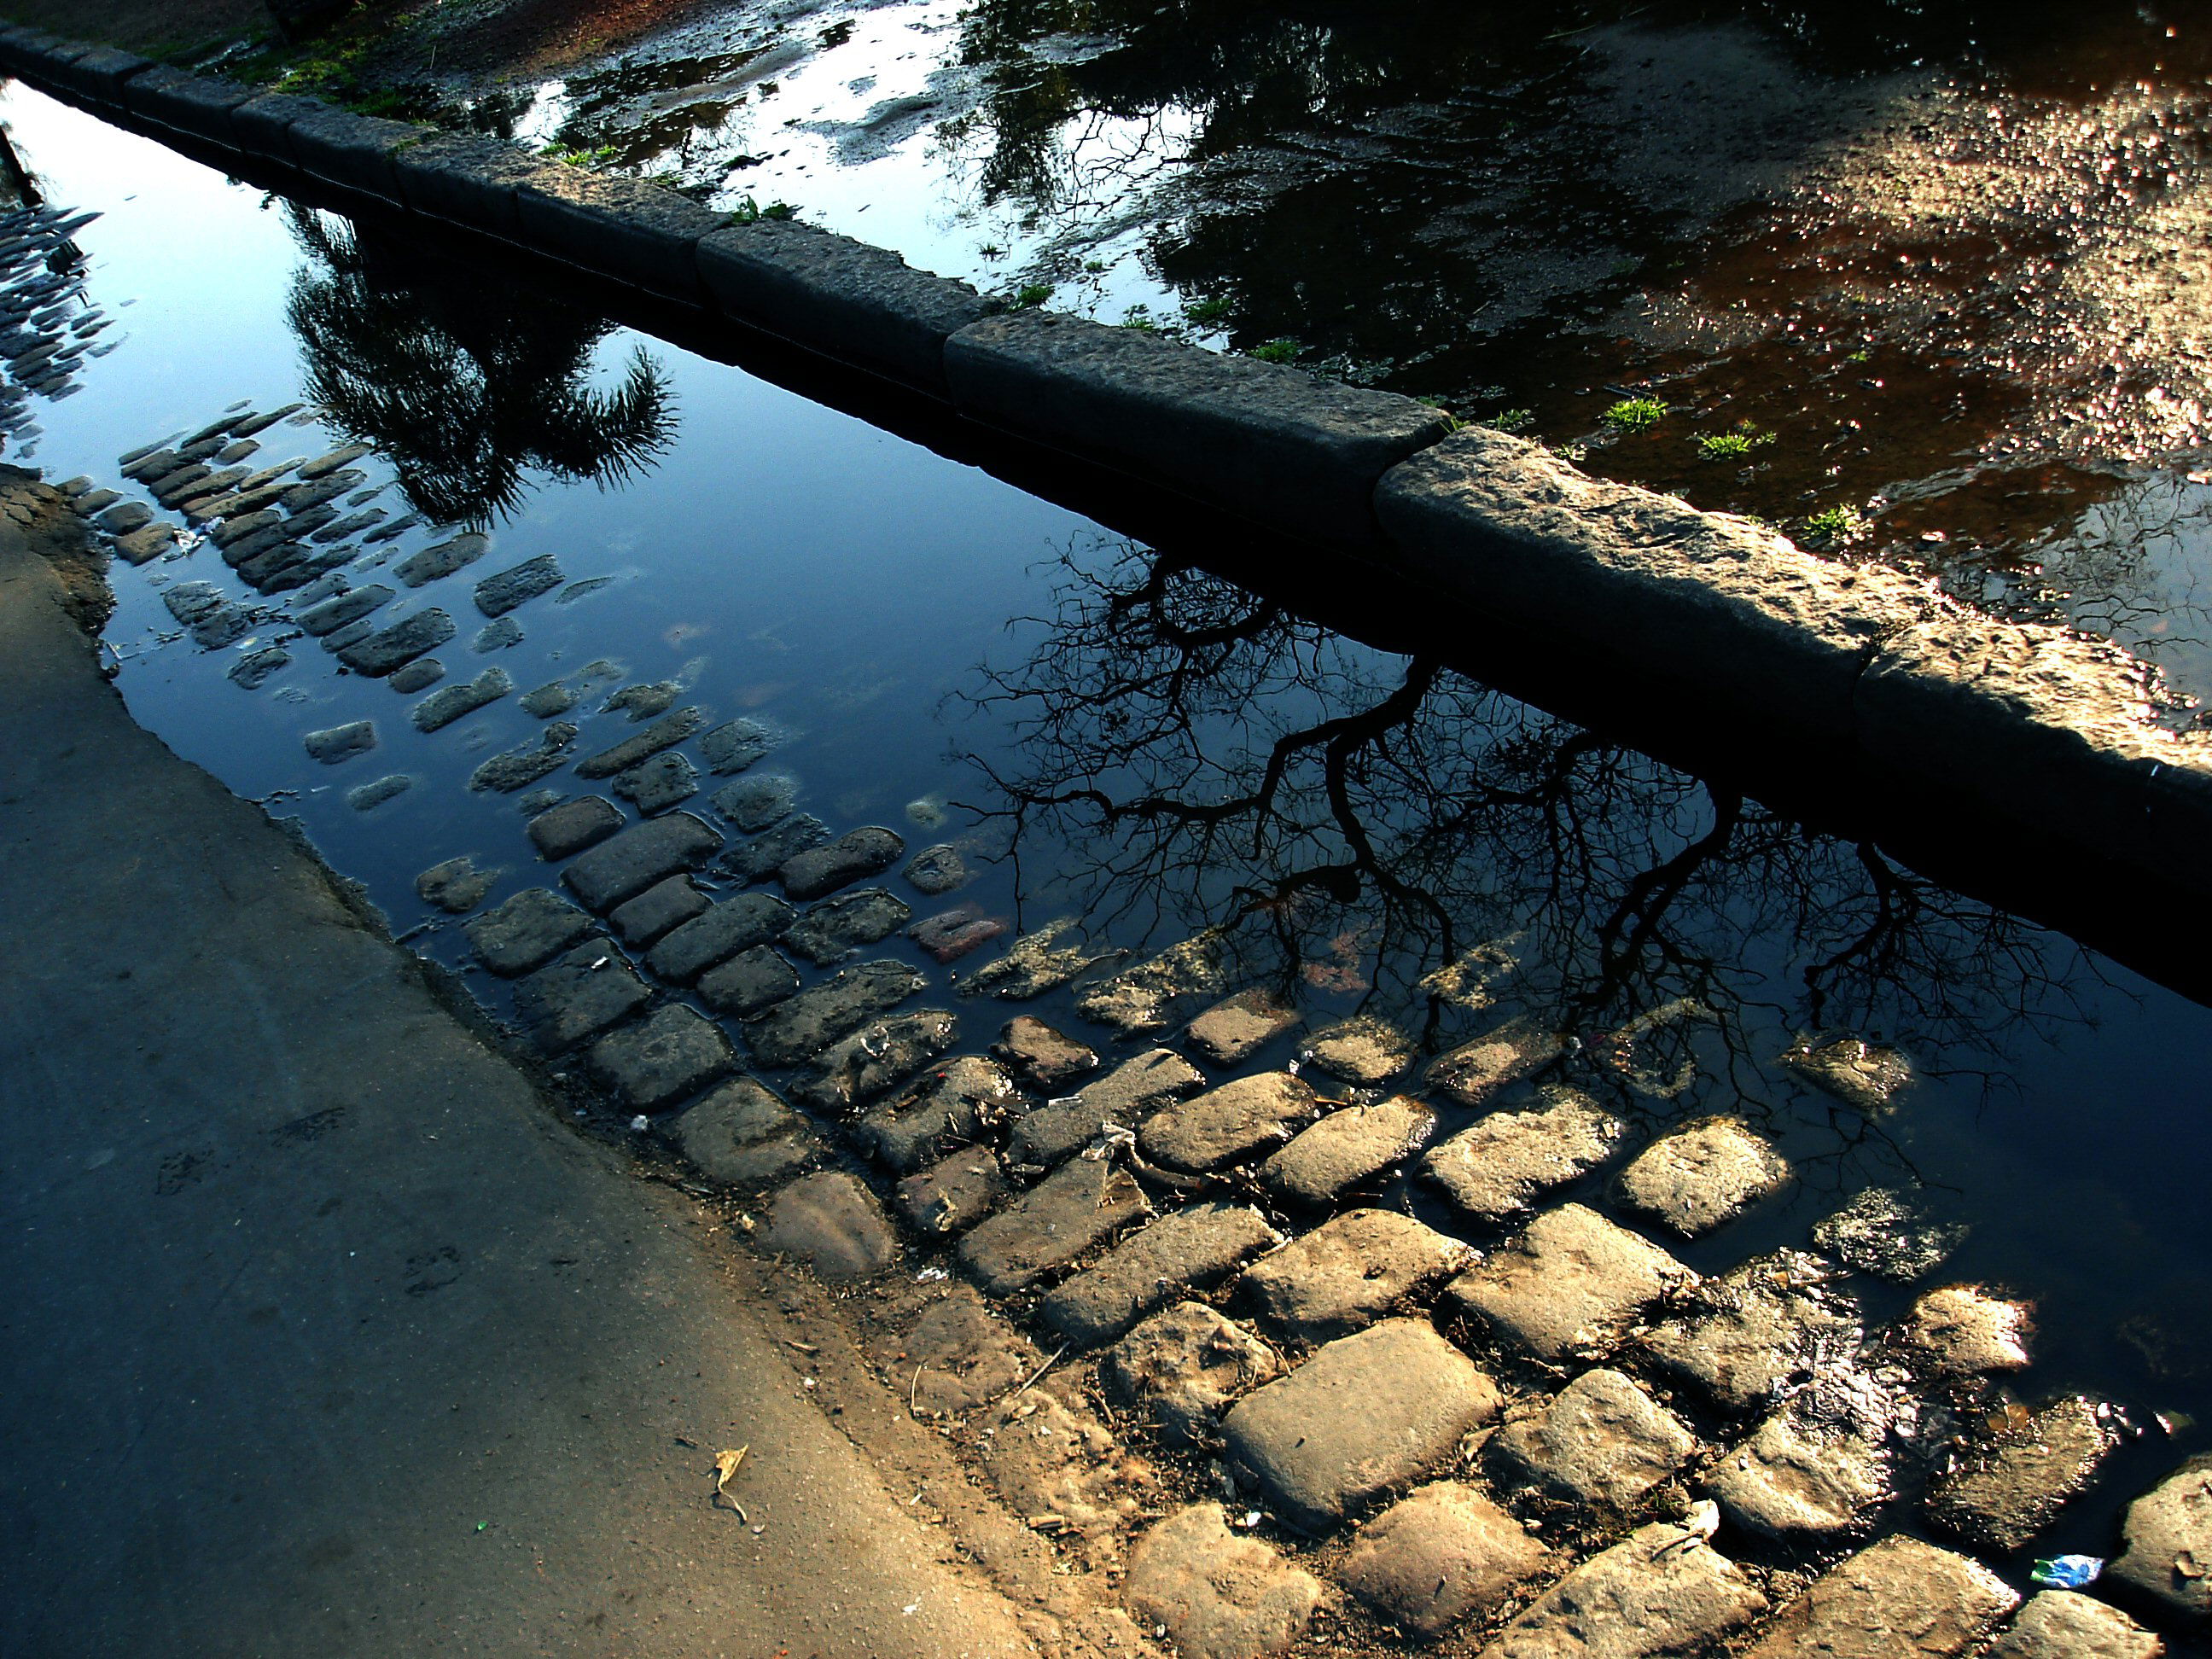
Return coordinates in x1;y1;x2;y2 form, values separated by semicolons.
1601;397;1667;432
284;208;677;527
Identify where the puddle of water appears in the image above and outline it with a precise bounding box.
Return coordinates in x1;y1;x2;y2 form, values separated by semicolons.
13;81;2212;1606
414;0;2212;705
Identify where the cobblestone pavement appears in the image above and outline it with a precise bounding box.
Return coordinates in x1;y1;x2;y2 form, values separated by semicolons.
15;175;2212;1656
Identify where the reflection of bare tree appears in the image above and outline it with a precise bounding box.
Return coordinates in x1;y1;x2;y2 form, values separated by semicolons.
284;207;677;527
956;539;2109;1162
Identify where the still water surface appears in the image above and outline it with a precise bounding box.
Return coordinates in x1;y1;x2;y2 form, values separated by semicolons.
6;79;2212;1598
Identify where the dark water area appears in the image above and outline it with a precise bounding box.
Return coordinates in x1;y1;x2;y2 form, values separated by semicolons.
6;81;2212;1623
417;0;2212;710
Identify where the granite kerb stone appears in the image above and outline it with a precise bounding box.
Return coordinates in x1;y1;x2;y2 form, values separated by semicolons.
696;218;1000;395
28;40;149;108
1859;604;2212;877
288;106;423;205
1375;426;1930;745
119;64;257;147
946;308;1451;551
512;164;726;303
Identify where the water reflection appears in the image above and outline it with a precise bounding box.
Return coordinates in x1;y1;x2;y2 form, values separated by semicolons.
958;541;2110;1154
283;207;678;526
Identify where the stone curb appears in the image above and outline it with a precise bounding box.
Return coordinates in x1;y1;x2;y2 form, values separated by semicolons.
8;28;2212;892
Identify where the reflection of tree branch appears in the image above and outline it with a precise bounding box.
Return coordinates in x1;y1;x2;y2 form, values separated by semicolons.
954;537;2112;1184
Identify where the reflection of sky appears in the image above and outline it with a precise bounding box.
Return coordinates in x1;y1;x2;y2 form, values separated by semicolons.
2040;469;2212;711
505;0;1207;330
0;83;1091;952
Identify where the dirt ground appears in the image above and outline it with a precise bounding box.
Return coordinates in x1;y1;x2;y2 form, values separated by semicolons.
0;0;265;58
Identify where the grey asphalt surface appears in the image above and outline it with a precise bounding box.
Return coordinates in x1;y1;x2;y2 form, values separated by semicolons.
0;503;1039;1658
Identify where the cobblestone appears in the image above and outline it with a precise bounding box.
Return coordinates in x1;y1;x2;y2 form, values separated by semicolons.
980;1388;1147;1563
464;886;594;975
696;944;801;1017
1238;1208;1471;1345
958;1155;1151;1296
902;841;968;894
719;813;828;880
1126;1503;1322;1659
1302;1015;1413;1085
1138;1071;1319;1173
1490;1367;1697;1514
785;886;912;964
1102;1303;1282;1449
1074;931;1228;1035
1223;1318;1500;1532
1444;1204;1695;1365
408;665;509;732
991;1016;1097;1091
1929;1394;2118;1554
415;855;499;913
562;812;719;911
1738;1534;2016;1659
1040;1202;1281;1348
668;1076;812;1188
588;1003;736;1112
779;825;905;900
899;1284;1040;1417
1705;1406;1890;1540
853;1050;1016;1167
958;918;1115;1002
748;960;927;1068
1422;1086;1623;1226
1426;1016;1565;1107
1813;1187;1967;1284
1614;1117;1790;1237
525;795;624;862
758;1170;897;1282
1640;1251;1862;1414
610;750;700;815
574;706;706;778
1893;1284;2034;1377
646;891;795;982
336;607;455;676
1260;1095;1435;1208
1987;1592;2165;1659
513;941;653;1051
1476;1520;1767;1659
1185;989;1301;1066
1008;1048;1204;1168
2110;1453;2212;1625
1338;1481;1549;1640
608;875;708;945
895;1147;1004;1237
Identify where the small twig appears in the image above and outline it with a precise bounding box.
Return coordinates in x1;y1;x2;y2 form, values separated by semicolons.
1007;1344;1067;1402
911;1363;928;1417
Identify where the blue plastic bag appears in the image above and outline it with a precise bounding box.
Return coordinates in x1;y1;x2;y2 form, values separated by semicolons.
2030;1554;2104;1590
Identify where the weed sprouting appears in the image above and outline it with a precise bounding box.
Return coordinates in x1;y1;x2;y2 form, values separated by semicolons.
542;142;619;169
1694;422;1778;461
1601;397;1668;432
1801;504;1871;548
1012;283;1055;310
1183;294;1233;325
727;196;798;224
1249;338;1301;364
